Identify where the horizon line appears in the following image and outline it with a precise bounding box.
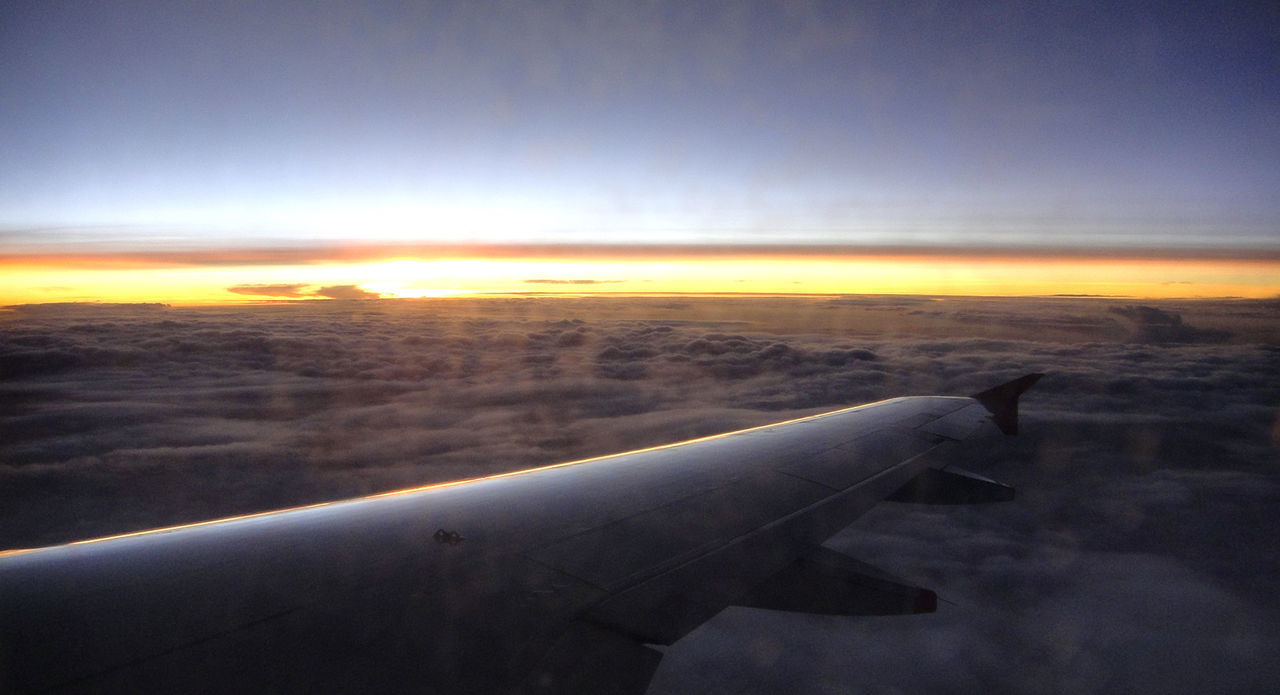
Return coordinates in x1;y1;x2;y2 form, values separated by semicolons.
6;291;1278;313
3;241;1279;268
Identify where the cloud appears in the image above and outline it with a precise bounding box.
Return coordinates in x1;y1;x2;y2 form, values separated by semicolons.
1108;305;1230;343
2;296;1277;693
222;284;381;300
649;553;1280;694
313;285;382;300
3;302;169;316
226;283;311;298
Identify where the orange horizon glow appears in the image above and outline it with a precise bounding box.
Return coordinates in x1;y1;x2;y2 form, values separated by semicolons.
2;246;1278;305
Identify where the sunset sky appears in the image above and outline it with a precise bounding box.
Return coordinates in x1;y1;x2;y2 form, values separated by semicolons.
2;1;1277;303
3;4;1279;686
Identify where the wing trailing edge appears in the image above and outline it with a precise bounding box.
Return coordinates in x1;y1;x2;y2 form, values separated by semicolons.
887;467;1016;504
971;372;1044;435
737;546;936;616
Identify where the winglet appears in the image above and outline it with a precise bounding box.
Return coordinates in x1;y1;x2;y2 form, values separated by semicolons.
971;373;1043;435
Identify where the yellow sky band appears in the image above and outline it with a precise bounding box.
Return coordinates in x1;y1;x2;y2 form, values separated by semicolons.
2;253;1277;305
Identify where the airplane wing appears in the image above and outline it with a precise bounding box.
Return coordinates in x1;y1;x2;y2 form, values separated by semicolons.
0;374;1042;694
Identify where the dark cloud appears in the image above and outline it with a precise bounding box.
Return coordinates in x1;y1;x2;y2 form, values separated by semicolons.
312;285;382;300
0;349;82;379
226;283;311;298
1108;305;1231;343
650;552;1280;694
221;284;382;300
2;296;1277;693
3;302;169;316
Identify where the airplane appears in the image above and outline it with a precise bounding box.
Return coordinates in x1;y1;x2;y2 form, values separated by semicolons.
0;373;1042;694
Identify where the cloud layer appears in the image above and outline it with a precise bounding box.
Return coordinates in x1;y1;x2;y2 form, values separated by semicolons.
225;283;381;299
2;296;1277;692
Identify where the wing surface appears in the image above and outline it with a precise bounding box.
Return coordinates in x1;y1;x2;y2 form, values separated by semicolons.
0;375;1040;693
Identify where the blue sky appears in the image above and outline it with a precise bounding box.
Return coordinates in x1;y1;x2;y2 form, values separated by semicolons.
2;1;1277;253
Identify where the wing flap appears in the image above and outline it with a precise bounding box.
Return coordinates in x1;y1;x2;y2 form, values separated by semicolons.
530;472;829;592
584;448;947;644
737;546;936;615
887;466;1016;504
915;402;992;440
774;426;942;490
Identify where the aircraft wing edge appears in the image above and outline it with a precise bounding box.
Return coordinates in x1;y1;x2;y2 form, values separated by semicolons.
971;372;1044;435
737;545;937;615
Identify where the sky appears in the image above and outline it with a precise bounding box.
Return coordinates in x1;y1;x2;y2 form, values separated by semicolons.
2;1;1278;301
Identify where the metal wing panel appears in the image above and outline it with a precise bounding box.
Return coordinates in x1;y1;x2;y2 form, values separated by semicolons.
583;432;951;644
917;401;993;440
774;426;945;490
525;398;967;593
0;393;1002;693
528;471;830;591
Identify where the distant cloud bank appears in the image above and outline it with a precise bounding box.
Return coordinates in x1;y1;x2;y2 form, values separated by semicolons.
225;283;381;300
226;284;311;298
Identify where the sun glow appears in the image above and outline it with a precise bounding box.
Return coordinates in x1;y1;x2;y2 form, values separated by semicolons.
1;250;1277;306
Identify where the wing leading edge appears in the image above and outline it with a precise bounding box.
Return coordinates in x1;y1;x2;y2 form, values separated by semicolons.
0;374;1042;694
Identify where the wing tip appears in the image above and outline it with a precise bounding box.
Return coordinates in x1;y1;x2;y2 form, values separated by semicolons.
971;373;1044;435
